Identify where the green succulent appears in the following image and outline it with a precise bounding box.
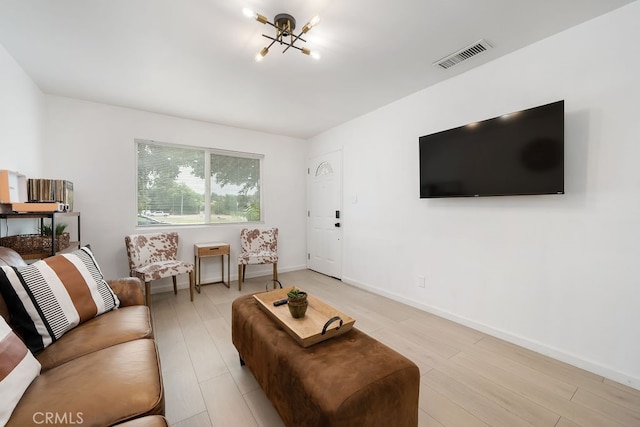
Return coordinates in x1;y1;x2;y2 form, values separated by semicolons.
287;289;307;300
40;223;68;236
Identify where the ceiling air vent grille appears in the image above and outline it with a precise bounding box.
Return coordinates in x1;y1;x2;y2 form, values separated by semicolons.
434;39;492;69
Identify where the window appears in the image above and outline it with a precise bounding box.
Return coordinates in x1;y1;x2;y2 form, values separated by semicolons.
136;140;262;226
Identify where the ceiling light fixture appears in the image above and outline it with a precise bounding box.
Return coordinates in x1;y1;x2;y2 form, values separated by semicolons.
243;8;321;61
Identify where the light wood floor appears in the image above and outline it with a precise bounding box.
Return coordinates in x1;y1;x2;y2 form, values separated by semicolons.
150;269;640;427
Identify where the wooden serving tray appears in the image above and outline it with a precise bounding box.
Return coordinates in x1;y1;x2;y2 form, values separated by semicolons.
253;286;356;348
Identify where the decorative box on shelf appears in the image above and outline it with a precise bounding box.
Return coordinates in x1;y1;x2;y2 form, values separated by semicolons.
0;211;81;260
0;170;27;204
0;232;71;257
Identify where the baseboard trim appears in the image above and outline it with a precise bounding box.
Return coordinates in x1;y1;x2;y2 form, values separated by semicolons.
342;275;640;391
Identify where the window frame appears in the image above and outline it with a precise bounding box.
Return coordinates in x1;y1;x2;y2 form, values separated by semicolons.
135;139;264;227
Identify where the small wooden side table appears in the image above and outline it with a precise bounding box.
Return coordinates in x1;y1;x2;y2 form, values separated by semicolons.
194;242;230;292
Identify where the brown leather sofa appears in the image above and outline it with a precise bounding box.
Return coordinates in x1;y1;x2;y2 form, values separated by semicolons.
0;246;165;426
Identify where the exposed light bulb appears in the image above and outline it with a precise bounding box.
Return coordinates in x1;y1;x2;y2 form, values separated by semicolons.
242;8;254;18
311;51;321;60
302;15;321;33
255;47;269;62
309;15;321;27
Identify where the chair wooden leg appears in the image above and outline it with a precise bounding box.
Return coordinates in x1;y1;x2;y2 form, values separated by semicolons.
145;281;151;307
189;270;194;302
273;262;278;284
172;276;178;295
238;264;243;291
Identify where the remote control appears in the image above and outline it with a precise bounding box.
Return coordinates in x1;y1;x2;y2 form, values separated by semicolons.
273;298;289;306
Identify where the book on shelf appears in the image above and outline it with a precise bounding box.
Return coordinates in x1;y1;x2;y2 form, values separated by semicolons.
27;179;74;211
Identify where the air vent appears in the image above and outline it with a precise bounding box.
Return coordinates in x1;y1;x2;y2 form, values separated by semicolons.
434;39;492;69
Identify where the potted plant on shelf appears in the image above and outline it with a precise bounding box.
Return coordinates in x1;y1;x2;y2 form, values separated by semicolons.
287;288;308;318
40;222;71;252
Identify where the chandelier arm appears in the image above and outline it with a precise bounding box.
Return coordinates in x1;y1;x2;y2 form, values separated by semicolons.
265;39;277;50
282;31;306;53
281;43;305;54
261;33;307;44
260;34;306;53
263;21;278;30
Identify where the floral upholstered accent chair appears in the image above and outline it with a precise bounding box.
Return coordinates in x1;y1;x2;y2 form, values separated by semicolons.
237;228;278;291
124;232;194;306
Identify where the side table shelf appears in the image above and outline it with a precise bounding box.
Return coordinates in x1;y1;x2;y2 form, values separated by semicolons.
0;211;81;260
194;242;230;292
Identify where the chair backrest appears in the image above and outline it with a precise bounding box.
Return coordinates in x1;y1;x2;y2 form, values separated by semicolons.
124;232;179;271
240;228;278;254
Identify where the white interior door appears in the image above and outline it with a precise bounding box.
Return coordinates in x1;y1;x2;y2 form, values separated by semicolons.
307;150;343;279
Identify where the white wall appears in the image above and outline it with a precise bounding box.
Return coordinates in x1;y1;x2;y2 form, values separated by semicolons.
0;45;43;175
0;44;44;235
42;96;307;289
308;2;640;389
0;44;44;179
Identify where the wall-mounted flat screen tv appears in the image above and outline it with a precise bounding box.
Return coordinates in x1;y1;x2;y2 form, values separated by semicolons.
419;100;564;198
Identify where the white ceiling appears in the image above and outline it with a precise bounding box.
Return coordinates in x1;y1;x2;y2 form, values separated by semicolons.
0;0;634;139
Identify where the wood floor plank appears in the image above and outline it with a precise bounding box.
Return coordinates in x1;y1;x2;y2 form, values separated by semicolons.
156;335;207;424
420;382;490;427
384;319;469;359
475;336;605;387
150;269;640;427
418;408;445;427
243;388;285;427
171;411;212;427
424;368;535;427
603;377;640;395
571;388;640;426
436;358;561;426
457;344;578;400
368;326;439;374
173;296;229;383
191;288;224;321
554;417;582;427
584;377;640;414
400;315;485;349
449;349;624;427
200;373;258;427
203;317;261;396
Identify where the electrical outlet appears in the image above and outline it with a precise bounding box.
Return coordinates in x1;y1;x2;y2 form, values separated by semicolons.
418;276;426;288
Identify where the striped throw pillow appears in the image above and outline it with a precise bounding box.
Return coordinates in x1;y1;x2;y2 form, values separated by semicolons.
0;247;120;354
0;316;41;425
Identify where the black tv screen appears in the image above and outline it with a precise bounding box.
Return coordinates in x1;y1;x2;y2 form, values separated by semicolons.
419;100;564;198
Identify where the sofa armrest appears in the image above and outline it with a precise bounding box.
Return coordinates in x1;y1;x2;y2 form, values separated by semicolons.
107;277;145;306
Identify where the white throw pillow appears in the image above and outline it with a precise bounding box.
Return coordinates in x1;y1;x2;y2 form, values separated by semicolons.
0;316;41;425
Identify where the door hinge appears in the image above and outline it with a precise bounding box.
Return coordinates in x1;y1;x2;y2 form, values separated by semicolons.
307;253;310;260
307;210;310;217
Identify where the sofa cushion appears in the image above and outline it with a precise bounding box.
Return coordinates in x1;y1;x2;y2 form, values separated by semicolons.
0;246;120;354
0;316;41;426
6;339;164;426
116;415;169;427
36;305;153;371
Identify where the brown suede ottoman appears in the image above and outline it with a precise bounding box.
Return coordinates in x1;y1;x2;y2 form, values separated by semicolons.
231;294;420;426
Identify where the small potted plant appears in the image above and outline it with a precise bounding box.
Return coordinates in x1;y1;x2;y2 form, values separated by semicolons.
40;222;70;251
287;288;308;318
